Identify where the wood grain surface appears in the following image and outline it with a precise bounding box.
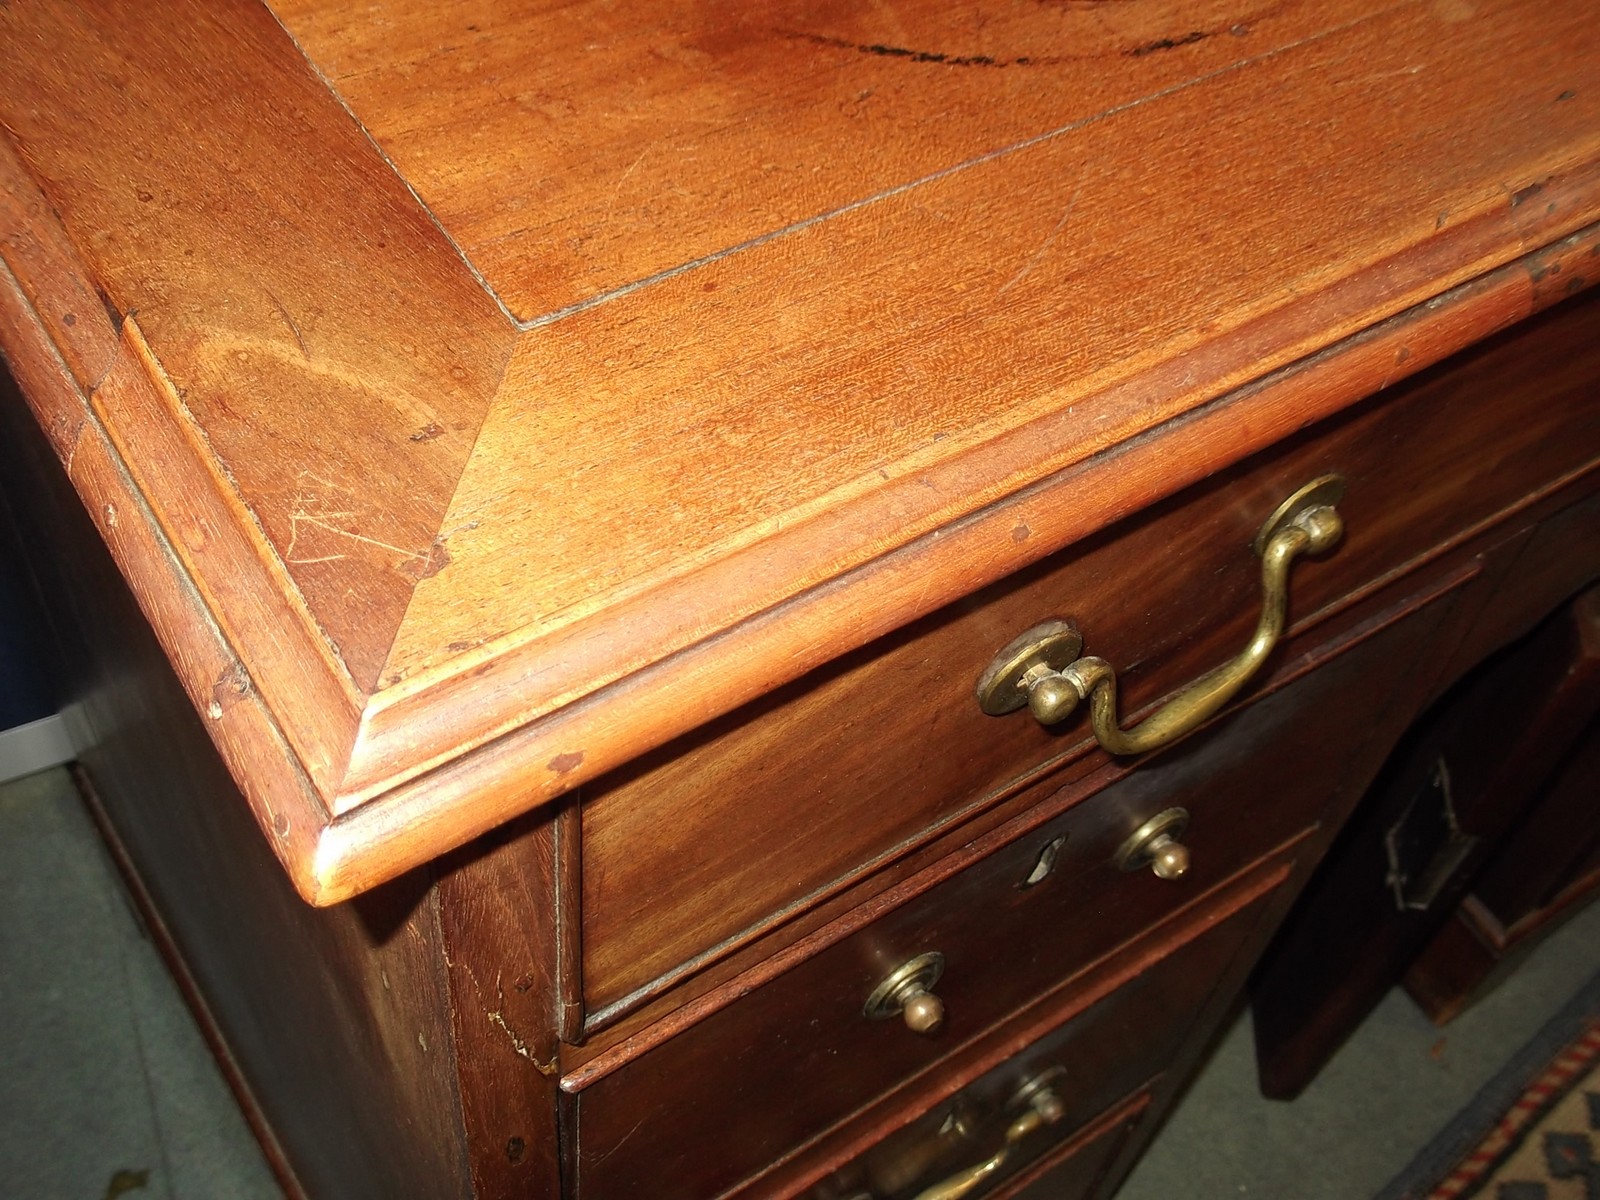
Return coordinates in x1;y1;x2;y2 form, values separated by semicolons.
3;0;1600;900
266;0;1372;319
373;0;1600;700
0;1;515;692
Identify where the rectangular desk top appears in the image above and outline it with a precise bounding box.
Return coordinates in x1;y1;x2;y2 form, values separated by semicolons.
1;0;1598;901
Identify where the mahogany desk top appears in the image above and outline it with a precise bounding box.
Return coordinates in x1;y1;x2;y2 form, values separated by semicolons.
2;0;1598;903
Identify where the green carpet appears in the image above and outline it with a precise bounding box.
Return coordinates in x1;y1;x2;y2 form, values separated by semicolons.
1114;900;1600;1200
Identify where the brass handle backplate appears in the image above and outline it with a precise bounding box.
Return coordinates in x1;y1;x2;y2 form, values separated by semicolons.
865;952;947;1034
1115;807;1192;880
912;1072;1068;1200
976;475;1346;756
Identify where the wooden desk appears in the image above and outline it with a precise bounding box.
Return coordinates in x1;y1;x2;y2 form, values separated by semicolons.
2;3;1598;1196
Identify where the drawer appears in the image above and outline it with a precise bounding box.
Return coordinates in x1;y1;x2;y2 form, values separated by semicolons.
581;291;1600;1014
573;851;1283;1200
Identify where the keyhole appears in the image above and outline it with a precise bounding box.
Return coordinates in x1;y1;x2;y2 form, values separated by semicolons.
1020;834;1068;888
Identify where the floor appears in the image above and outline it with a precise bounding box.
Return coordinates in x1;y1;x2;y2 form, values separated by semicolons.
2;763;1597;1200
1116;875;1600;1199
0;768;279;1200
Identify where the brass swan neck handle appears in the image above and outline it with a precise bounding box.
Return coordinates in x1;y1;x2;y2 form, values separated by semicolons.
977;476;1346;756
911;1075;1067;1200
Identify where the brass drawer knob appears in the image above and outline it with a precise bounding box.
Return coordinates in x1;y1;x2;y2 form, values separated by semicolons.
976;475;1346;755
865;952;946;1034
1115;807;1192;881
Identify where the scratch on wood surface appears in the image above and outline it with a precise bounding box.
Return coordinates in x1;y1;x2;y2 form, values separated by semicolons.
287;511;418;561
459;966;555;1072
265;289;311;360
605;146;653;221
285;471;425;565
1125;30;1208;57
486;1009;535;1059
1376;344;1414;392
404;538;451;580
785;30;1065;68
1335;63;1424;87
998;166;1087;296
593;1117;647;1167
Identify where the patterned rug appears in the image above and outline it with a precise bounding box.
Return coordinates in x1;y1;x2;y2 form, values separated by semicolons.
1379;971;1600;1200
1432;1022;1600;1198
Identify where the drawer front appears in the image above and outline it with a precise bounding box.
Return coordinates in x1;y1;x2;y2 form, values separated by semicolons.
575;861;1280;1200
571;588;1462;1198
582;292;1600;1012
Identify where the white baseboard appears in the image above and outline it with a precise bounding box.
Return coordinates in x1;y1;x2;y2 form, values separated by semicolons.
0;713;76;785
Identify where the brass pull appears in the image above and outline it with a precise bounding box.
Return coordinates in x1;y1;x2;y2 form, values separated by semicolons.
912;1074;1067;1200
976;475;1345;755
865;952;946;1034
1115;808;1192;880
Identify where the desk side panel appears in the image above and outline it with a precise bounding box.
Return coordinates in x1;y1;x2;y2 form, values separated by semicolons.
0;372;474;1200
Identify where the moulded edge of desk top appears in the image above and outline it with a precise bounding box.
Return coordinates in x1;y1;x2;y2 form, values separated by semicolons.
8;218;1597;903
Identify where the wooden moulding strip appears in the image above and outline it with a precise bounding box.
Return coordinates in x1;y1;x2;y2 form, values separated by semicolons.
95;323;366;794
338;151;1600;808
0;262;336;903
0;133;120;396
307;225;1600;905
